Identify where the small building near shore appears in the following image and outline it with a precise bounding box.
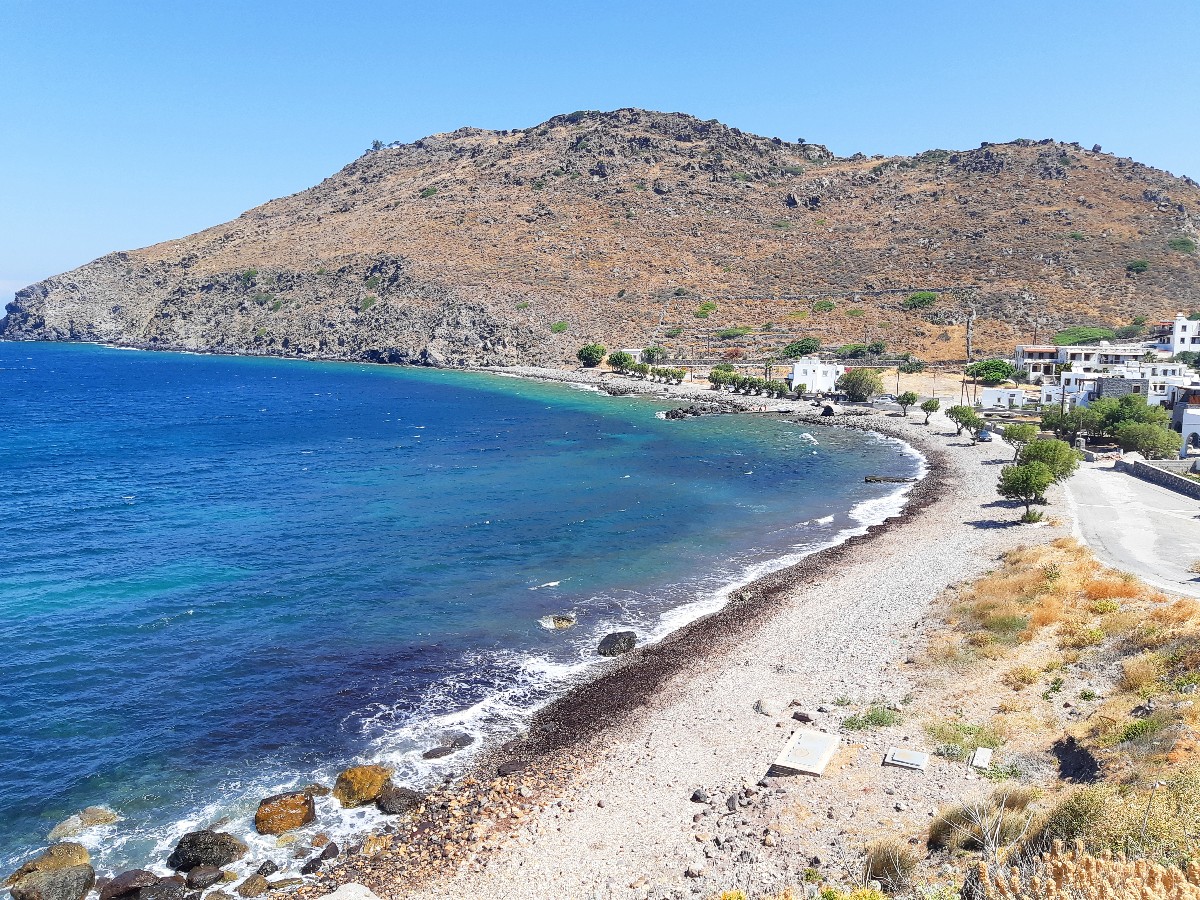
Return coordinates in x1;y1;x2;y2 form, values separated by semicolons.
981;387;1032;409
787;357;844;393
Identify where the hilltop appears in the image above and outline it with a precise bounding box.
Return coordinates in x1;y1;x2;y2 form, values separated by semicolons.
4;108;1199;365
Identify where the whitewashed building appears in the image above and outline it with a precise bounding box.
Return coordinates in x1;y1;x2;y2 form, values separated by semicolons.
981;387;1033;409
1152;313;1200;356
787;357;845;393
1015;340;1155;380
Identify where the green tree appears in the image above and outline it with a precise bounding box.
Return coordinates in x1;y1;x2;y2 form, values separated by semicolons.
965;359;1017;385
836;368;884;402
1018;439;1080;483
867;340;886;356
1042;406;1089;443
998;462;1055;518
607;350;634;371
576;343;606;367
962;410;986;444
920;398;940;425
1115;422;1181;459
837;343;870;358
896;391;919;416
782;338;822;358
899;358;926;374
642;345;668;364
946;405;977;435
1002;423;1039;460
1087;394;1170;436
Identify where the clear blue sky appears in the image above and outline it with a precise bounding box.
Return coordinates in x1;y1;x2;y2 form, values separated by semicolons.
2;0;1197;302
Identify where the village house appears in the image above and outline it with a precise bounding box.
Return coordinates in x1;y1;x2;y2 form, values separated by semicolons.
786;357;845;394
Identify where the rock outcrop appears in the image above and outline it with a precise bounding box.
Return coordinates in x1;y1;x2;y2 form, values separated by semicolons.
331;765;392;808
165;831;248;872
4;110;1198;366
253;791;316;835
9;865;95;900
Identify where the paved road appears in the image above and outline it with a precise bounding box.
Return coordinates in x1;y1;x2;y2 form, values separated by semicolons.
1065;464;1200;598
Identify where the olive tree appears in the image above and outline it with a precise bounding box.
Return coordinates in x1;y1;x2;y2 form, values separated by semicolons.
836;368;884;402
998;462;1055;521
576;343;607;367
1002;423;1039;460
896;391;919;416
920;398;940;425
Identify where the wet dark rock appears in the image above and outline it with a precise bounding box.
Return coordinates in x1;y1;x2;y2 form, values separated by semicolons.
421;746;455;760
299;858;322;876
166;831;248;872
440;731;475;749
300;783;330;798
664;403;728;420
375;782;423;815
253;862;277;878
185;867;222;891
10;867;96;900
597;631;637;657
319;843;339;861
497;760;528;776
137;881;187;900
100;870;159;900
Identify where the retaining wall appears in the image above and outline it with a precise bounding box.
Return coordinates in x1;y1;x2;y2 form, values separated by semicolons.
1115;459;1200;501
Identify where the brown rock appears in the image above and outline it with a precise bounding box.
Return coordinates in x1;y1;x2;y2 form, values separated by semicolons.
99;870;159;900
234;876;267;899
6;845;91;887
10;865;95;900
310;834;329;848
331;765;392;807
299;783;330;798
254;792;316;835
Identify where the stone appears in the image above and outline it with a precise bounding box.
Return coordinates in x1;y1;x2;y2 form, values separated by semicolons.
266;880;302;891
421;746;455;760
755;698;783;717
320;843;340;861
544;615;576;630
254;863;277;878
332;765;392;808
440;731;475;749
255;792;316;835
690;789;709;804
47;807;121;840
184;868;222;891
299;858;322;876
792;709;816;723
166;831;249;872
597;631;636;657
317;886;381;900
137;882;186;900
497;760;527;777
375;782;423;815
10;866;96;900
300;783;330;797
6;845;91;886
311;834;330;848
100;871;159;900
207;893;233;900
235;876;268;899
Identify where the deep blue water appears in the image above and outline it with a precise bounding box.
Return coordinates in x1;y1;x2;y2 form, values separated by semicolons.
0;342;919;872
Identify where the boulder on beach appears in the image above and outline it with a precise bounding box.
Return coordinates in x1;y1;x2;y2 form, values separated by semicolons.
374;782;423;816
99;870;159;900
235;875;268;899
6;845;91;887
332;764;392;808
420;746;455;760
47;807;121;840
136;881;186;900
597;631;637;657
184;867;223;891
9;865;95;900
254;791;316;835
165;830;248;872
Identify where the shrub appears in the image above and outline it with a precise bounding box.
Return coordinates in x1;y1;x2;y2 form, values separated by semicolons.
1003;665;1040;690
1169;235;1197;254
927;719;1006;761
359;295;377;312
576;343;606;367
862;838;918;892
516;301;530;310
903;291;938;310
717;326;753;340
843;705;901;730
419;186;438;198
674;287;690;296
238;268;258;286
694;301;717;318
642;346;668;364
921;398;941;424
664;326;683;337
1126;259;1150;274
998;463;1055;517
783;338;822;358
1052;326;1115;345
836;368;884;402
837;343;870;358
813;300;836;313
900;358;927;374
364;274;381;289
846;307;865;317
897;391;919;414
1121;652;1165;693
607;351;634;371
966;359;1017;385
1068;231;1086;240
1018;439;1080;483
1116;422;1181;459
551;321;569;334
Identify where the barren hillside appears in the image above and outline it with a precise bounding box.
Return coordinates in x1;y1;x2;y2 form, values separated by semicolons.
4;108;1199;365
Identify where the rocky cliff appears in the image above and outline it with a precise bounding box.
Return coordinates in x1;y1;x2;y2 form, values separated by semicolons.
4;109;1199;365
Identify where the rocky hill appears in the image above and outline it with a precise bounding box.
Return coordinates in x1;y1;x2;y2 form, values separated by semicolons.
4;108;1199;366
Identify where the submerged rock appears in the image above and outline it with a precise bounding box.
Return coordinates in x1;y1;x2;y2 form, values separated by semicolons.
184;867;222;891
332;765;392;807
137;881;186;900
100;871;159;900
254;791;316;835
47;807;120;840
375;783;423;816
541;614;576;630
10;865;95;900
166;831;248;872
420;746;455;760
597;631;637;657
6;845;91;887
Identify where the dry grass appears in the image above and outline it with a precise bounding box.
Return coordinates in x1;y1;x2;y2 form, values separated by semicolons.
978;840;1200;899
862;837;919;892
1122;653;1167;694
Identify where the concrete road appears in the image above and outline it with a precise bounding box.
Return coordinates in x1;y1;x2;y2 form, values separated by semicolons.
1065;464;1200;598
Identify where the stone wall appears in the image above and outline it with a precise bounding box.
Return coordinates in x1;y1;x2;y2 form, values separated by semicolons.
1115;458;1200;500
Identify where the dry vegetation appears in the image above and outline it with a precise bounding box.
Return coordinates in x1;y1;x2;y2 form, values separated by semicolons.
978;841;1200;900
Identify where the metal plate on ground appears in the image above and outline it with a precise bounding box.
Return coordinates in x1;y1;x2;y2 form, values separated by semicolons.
969;747;993;770
770;728;839;776
883;747;930;771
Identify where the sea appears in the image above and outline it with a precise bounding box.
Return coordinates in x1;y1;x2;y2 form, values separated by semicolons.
0;341;922;874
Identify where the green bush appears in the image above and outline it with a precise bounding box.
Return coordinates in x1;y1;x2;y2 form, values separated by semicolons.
837;343;870;358
998;462;1055;516
1019;438;1080;482
664;326;683;338
238;268;258;287
1116;422;1181;459
813;300;836;313
717;326;753;340
843;705;901;730
694;301;717;318
607;351;634;371
419;186;438;198
1126;259;1150;274
846;307;865;317
642;345;668;363
359;295;377;312
1053;326;1116;345
899;358;926;374
1169;236;1197;254
1069;231;1086;241
576;343;606;367
836;368;884;401
902;291;938;310
966;359;1017;384
782;338;822;358
896;391;919;414
551;321;569;334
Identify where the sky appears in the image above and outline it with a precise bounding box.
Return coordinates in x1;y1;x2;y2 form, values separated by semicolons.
2;0;1198;302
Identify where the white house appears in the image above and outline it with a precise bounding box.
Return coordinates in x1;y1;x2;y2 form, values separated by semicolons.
981;387;1032;409
1152;313;1200;356
787;357;845;393
1016;340;1155;380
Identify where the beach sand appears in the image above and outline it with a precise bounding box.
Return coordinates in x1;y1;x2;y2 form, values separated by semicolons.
301;369;1067;900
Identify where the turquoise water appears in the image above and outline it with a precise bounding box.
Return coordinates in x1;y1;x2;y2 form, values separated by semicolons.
0;342;920;872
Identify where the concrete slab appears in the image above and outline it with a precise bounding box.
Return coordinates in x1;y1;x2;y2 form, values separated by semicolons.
883;747;929;771
771;728;839;776
968;747;993;770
